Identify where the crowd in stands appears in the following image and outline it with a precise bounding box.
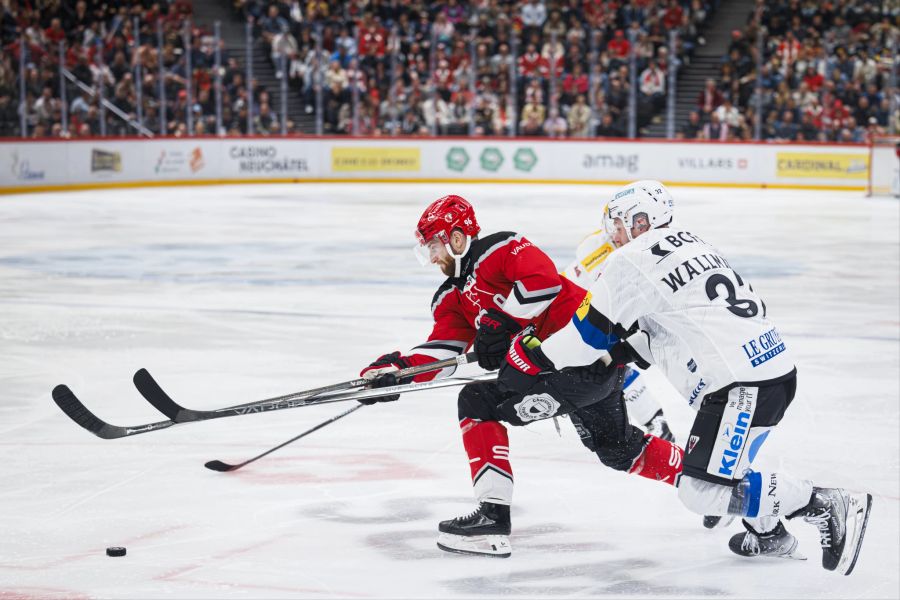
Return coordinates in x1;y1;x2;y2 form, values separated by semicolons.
0;0;230;137
238;0;713;136
677;0;899;141
1;0;897;140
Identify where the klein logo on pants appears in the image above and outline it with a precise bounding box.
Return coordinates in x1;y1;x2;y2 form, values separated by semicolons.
514;393;560;422
707;386;757;480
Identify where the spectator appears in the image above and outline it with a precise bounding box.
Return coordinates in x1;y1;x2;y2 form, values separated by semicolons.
714;97;741;128
639;60;666;112
677;110;703;139
607;30;631;66
700;112;729;141
521;0;547;37
520;110;543;136
595;112;624;137
567;94;592;137
774;110;798;140
697;78;724;117
543;107;567;138
520;98;546;129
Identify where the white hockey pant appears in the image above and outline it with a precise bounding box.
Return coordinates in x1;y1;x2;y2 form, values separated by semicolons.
678;425;812;532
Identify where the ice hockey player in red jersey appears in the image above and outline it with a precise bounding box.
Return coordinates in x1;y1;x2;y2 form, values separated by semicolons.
359;194;684;558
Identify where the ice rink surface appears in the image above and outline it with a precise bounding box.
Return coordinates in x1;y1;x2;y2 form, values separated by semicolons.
0;183;897;599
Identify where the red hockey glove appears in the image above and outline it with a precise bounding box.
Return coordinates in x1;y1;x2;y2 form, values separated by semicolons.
497;333;554;394
358;351;412;404
474;308;523;371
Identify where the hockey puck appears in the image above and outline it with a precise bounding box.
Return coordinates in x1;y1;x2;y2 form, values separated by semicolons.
106;547;126;557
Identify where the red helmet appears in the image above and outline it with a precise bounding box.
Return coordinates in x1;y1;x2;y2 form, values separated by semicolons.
415;195;480;245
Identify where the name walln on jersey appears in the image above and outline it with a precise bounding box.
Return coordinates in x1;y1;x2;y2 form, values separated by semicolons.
742;327;786;367
661;253;732;293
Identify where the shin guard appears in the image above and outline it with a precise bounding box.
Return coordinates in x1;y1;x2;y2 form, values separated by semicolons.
461;418;513;505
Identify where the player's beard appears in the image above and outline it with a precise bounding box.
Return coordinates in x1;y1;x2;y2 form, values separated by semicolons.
438;256;455;277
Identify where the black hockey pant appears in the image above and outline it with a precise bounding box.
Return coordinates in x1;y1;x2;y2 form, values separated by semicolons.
457;365;648;472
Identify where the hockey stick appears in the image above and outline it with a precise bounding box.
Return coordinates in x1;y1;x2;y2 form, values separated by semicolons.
136;370;495;425
52;373;494;440
134;352;477;423
52;384;175;439
204;403;365;472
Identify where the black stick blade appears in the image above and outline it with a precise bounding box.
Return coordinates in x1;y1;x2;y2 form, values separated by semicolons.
52;384;113;438
51;384;175;439
204;460;237;472
133;368;184;420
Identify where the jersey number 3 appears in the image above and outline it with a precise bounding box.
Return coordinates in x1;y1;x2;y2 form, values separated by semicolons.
705;272;766;319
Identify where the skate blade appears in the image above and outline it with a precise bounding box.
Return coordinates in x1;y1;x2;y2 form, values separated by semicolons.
838;492;873;576
437;532;511;558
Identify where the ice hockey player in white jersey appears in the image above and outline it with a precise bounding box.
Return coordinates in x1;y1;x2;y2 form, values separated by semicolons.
498;180;873;575
563;221;675;442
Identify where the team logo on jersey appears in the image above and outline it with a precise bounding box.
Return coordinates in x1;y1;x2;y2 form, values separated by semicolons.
687;435;700;454
514;393;561;422
741;327;786;367
650;242;672;262
687;358;697;373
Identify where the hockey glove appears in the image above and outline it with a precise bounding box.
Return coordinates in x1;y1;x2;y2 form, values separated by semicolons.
358;351;411;404
497;333;555;394
608;334;651;370
474;308;523;371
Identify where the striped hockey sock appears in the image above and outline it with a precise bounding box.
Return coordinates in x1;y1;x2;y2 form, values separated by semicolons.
460;418;514;505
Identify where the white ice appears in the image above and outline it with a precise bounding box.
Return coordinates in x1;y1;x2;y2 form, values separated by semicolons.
0;183;897;599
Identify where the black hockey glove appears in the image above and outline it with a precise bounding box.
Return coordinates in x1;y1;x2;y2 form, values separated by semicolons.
358;351;411;404
474;308;523;370
497;333;555;394
608;339;651;370
563;356;616;385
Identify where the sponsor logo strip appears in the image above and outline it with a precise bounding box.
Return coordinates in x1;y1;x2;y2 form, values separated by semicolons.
707;386;757;480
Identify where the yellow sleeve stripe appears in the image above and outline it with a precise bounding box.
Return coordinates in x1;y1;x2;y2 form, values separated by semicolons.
575;291;593;320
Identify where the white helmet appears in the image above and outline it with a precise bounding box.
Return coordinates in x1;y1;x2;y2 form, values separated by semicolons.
604;180;674;240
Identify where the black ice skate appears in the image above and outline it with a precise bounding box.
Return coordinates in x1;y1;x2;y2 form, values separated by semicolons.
788;487;873;575
437;502;511;558
728;520;805;560
644;409;675;442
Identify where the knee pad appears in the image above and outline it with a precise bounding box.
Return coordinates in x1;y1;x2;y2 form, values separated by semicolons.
677;474;733;515
595;424;647;471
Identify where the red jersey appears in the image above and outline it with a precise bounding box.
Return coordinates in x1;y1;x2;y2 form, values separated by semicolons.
406;232;586;380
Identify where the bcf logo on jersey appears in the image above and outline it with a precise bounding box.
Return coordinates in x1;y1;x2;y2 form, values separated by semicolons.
707;387;757;480
514;393;560;422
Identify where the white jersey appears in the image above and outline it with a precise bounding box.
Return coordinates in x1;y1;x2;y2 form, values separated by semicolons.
562;229;617;289
542;226;795;409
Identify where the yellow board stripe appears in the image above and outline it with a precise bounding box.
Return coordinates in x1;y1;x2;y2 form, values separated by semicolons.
0;178;867;195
